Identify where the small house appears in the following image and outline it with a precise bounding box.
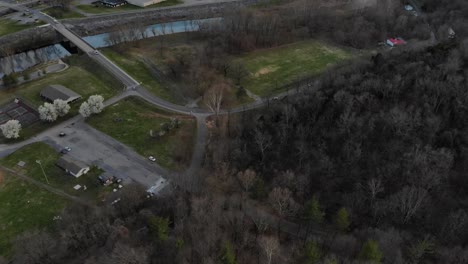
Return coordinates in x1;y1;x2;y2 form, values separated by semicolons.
386;38;406;47
96;0;127;7
56;156;90;178
40;85;81;104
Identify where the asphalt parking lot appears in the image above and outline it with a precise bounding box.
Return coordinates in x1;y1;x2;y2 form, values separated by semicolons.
44;120;168;189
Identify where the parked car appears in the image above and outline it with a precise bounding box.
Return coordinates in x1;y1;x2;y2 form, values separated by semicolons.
148;156;156;162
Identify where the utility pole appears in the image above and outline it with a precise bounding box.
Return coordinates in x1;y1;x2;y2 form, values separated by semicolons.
36;160;49;184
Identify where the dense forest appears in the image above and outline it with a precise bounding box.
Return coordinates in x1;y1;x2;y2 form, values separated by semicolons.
2;0;468;263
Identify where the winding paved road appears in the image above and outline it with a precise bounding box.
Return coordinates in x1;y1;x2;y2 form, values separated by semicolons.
0;0;304;194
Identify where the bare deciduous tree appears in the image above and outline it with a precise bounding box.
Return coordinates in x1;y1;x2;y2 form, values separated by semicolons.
254;129;272;162
106;242;149;264
237;169;257;192
204;81;227;117
12;230;56;264
258;235;279;264
392;186;427;223
268;187;297;217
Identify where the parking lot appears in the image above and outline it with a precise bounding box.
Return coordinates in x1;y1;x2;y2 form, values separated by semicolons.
43;120;168;190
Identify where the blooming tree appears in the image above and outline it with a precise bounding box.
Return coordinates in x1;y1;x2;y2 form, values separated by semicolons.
87;95;104;114
79;102;92;118
38;102;58;122
53;99;70;117
0;120;21;139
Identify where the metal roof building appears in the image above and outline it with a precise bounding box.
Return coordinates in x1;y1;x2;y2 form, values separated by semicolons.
40;85;81;104
127;0;165;7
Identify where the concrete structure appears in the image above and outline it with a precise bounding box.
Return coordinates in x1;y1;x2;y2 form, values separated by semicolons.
56;155;90;178
127;0;166;7
40;85;81;103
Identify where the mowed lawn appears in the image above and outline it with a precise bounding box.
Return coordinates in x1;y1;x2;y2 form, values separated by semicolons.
0;142;109;202
0;19;39;37
0;65;118;143
87;97;196;170
0;170;68;257
9;66;118;108
101;49;175;102
238;41;351;96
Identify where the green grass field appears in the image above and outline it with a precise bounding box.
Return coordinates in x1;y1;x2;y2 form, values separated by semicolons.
76;0;182;14
11;66;118;108
0;19;40;37
101;48;175;102
0;142;109;202
0;171;68;257
237;40;351;96
0;59;119;143
87;97;195;170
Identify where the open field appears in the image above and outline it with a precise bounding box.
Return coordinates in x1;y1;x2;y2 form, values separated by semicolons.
0;170;68;257
104;35;254;106
43;7;84;18
0;56;120;143
87;97;196;170
237;40;351;96
76;0;183;14
11;66;117;108
101;48;175;102
0;19;39;37
0;142;110;202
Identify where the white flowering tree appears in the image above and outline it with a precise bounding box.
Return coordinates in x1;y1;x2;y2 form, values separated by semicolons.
79;101;92;118
53;99;70;117
87;95;104;114
0;120;21;139
38;102;58;122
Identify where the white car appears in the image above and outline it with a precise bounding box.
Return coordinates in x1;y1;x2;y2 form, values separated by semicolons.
148;156;156;162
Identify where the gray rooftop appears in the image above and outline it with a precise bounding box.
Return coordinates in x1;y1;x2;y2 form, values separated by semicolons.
40;85;81;103
56;156;88;175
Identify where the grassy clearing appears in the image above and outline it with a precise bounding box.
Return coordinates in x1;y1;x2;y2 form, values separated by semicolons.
0;170;68;257
0;19;39;37
101;48;175;102
76;0;183;14
12;66;117;108
0;56;120;143
237;40;351;96
87;97;196;170
0;142;111;202
42;7;84;19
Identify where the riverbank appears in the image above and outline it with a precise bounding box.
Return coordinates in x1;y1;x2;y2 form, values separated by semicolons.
0;0;258;54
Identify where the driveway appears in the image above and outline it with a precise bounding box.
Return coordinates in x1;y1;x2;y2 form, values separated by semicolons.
42;120;168;189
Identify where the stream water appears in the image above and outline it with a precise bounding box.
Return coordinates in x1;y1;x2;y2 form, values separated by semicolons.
0;17;220;78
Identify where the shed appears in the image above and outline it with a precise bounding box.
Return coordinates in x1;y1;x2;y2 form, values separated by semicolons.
56;156;90;178
40;85;81;104
386;38;406;47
